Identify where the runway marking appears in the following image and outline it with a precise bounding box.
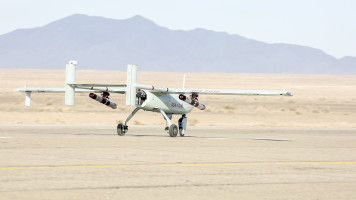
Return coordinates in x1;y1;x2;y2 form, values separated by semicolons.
1;161;356;170
205;137;290;141
205;137;237;140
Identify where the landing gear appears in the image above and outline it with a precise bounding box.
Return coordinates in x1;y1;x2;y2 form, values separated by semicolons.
169;124;178;137
117;107;187;137
117;123;128;136
179;130;184;137
158;108;178;137
117;107;141;136
178;114;187;137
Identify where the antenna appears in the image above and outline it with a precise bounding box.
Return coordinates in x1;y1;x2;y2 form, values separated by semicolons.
182;75;186;89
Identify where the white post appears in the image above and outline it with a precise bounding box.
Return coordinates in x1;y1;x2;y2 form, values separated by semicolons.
25;92;31;106
65;61;77;105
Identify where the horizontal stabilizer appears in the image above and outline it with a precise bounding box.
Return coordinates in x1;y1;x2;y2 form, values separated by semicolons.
14;88;126;93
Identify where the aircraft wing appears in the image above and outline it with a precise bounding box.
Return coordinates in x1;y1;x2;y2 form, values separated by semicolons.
135;84;292;96
71;84;126;87
70;84;126;94
169;88;293;96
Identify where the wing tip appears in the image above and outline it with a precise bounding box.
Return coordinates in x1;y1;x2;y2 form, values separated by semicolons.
286;91;293;96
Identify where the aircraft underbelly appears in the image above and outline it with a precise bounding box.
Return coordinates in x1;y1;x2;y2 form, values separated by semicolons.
141;92;193;114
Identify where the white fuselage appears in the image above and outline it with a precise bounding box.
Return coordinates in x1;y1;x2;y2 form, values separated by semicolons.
138;90;194;114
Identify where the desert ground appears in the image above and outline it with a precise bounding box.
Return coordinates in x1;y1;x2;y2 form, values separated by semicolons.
0;68;356;199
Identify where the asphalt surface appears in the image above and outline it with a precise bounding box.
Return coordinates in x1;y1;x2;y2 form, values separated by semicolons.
0;125;356;200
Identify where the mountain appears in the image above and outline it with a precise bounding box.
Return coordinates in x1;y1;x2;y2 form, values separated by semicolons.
0;14;355;74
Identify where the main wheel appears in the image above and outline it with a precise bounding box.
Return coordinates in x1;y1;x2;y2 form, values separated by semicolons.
117;123;126;136
169;124;178;137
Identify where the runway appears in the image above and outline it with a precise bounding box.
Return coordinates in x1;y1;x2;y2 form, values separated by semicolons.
1;125;356;199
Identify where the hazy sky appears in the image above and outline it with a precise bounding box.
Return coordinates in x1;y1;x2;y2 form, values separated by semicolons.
1;0;355;58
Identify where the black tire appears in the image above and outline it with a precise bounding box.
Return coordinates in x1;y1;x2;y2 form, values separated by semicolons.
117;123;126;136
169;124;178;137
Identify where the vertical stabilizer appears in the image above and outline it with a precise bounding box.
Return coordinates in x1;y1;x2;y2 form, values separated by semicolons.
126;64;137;106
65;61;77;105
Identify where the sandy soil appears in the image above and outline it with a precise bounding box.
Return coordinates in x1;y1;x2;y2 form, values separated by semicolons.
0;68;355;127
